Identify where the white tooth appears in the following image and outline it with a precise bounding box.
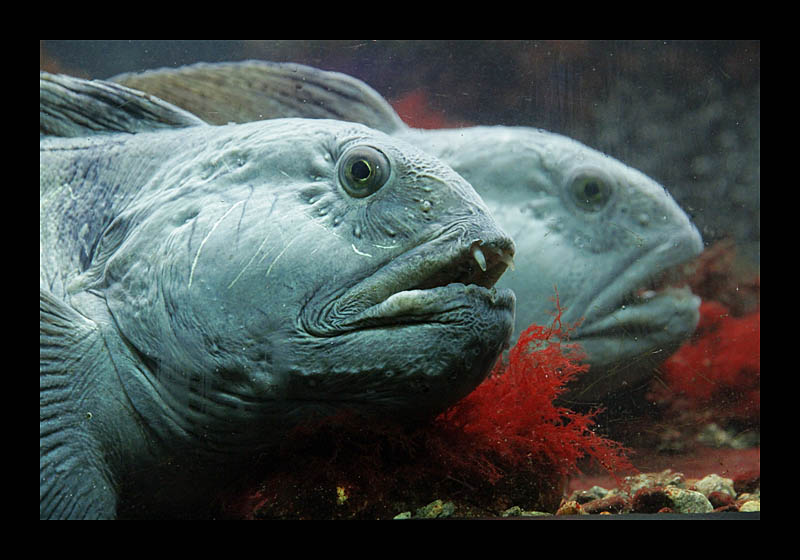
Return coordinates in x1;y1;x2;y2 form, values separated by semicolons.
473;247;487;272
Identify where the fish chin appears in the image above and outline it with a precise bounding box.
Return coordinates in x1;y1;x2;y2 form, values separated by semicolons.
288;287;515;419
558;286;700;404
566;260;703;404
576;285;700;341
572;221;703;335
573;285;699;368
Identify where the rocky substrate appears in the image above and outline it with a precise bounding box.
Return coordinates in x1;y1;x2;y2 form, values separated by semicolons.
558;469;759;516
392;469;760;519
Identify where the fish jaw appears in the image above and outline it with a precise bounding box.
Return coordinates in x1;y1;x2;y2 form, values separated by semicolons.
564;286;701;402
496;209;704;404
289;225;516;419
559;227;704;402
575;230;704;334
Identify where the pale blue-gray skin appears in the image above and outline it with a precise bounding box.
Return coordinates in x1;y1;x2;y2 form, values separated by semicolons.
114;61;704;404
40;73;514;519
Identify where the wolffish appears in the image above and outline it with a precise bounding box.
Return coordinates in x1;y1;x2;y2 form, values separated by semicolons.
114;61;705;404
39;73;515;518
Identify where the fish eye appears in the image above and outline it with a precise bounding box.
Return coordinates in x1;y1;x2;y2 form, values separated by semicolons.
338;146;391;198
570;175;612;211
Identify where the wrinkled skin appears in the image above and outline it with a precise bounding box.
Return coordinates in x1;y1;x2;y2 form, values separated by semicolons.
40;74;514;518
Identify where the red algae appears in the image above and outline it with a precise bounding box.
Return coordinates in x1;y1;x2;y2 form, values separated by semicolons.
432;298;635;481
653;238;760;422
654;300;760;422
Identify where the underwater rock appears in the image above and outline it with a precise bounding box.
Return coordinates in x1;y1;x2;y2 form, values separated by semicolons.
692;473;736;499
414;499;455;519
664;487;713;513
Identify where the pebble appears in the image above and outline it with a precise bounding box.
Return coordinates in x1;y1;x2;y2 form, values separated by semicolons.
692;473;736;498
555;500;586;515
707;491;735;509
734;470;761;494
665;487;714;513
501;506;552;517
624;469;685;496
631;486;672;513
414;499;455;519
581;495;628;514
393;470;759;518
570;485;610;504
739;500;760;512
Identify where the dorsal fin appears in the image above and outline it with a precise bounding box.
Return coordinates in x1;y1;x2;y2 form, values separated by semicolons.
111;60;408;133
40;72;208;137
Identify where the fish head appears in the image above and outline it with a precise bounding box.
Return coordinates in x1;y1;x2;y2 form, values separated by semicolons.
93;119;515;427
434;127;704;402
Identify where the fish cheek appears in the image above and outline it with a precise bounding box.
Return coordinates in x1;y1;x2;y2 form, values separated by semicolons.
95;199;241;371
99;220;202;376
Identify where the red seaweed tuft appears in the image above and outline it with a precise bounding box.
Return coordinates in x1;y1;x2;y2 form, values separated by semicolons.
431;294;635;481
655;300;760;422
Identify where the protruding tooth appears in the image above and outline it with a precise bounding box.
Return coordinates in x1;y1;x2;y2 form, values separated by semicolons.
496;248;515;271
472;246;487;272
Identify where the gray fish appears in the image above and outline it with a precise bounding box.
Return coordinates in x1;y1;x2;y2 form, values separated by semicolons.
40;72;515;519
114;61;704;403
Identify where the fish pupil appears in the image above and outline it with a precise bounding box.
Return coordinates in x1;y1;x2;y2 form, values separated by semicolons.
584;181;600;198
351;159;372;182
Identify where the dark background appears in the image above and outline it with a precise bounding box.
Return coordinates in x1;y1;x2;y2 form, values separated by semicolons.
40;40;760;270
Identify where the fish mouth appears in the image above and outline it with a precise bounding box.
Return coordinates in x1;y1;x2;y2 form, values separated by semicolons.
291;226;515;418
305;226;516;336
574;232;704;342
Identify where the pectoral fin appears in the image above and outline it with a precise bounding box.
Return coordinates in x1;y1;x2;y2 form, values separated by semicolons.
40;288;117;519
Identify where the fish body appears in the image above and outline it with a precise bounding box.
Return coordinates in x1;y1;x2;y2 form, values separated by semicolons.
40;73;514;518
113;61;704;403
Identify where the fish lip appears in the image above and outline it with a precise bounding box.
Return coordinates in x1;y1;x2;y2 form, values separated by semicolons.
574;231;704;336
305;226;515;336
